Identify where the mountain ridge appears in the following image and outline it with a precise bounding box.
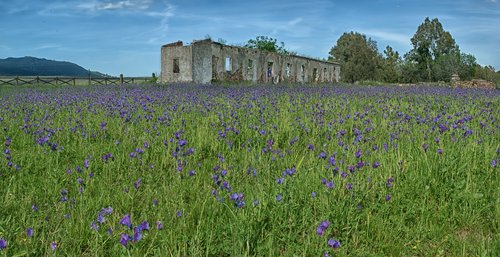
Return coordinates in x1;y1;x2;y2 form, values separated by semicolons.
0;56;108;77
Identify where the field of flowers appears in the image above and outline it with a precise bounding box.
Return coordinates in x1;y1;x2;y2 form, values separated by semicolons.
0;84;498;256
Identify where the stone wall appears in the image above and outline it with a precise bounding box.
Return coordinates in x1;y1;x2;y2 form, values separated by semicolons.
160;39;340;84
454;79;496;89
160;41;193;83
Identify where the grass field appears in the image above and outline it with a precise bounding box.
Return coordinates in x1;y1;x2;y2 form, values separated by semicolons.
0;83;498;256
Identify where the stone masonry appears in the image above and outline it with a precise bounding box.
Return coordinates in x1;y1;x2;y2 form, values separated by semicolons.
160;39;340;84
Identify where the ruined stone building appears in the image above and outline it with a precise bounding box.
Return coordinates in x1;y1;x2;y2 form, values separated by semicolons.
160;39;340;84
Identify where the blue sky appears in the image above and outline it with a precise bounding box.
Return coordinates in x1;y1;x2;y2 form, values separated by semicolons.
1;0;499;76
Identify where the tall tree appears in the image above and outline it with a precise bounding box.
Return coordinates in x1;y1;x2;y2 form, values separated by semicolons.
381;46;402;83
407;17;459;81
329;31;381;83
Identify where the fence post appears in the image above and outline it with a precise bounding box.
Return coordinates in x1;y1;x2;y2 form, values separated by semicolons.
16;76;19;86
73;78;76;86
36;76;40;85
120;74;124;85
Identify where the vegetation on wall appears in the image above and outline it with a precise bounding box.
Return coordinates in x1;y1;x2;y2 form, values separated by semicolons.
244;36;294;55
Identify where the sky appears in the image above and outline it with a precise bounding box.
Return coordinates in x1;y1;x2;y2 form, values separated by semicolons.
1;0;499;76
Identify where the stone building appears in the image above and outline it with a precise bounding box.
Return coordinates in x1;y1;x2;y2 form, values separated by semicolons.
160;39;340;84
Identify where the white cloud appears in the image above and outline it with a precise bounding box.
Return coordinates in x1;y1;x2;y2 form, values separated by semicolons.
358;29;410;46
33;44;63;50
287;17;303;27
77;0;153;12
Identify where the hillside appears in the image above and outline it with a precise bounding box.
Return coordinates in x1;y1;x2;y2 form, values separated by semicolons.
0;57;107;77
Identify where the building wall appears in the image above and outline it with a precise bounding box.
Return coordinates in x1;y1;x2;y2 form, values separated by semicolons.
160;42;193;83
161;39;340;84
192;40;212;84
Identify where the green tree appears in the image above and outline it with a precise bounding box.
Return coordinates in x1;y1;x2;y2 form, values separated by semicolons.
245;36;290;55
329;32;381;83
380;45;402;83
407;17;459;81
457;53;477;81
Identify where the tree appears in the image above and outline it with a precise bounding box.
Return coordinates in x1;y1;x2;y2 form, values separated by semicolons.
380;45;402;83
245;36;290;55
329;31;381;83
407;17;459;81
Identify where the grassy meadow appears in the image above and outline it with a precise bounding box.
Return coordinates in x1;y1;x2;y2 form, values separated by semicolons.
0;84;498;256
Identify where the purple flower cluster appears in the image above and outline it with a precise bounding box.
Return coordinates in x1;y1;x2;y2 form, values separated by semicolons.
316;220;330;236
316;220;341;252
229;193;245;208
118;214;159;247
91;206;113;231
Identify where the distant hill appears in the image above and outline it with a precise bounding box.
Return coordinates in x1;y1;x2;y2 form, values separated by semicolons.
0;57;108;77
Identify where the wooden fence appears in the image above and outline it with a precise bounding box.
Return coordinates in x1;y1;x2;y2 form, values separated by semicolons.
0;75;152;86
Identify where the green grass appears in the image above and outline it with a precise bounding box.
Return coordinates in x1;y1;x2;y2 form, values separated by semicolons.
0;84;498;256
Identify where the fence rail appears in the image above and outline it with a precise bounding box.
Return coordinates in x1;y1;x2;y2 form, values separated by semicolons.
0;75;152;86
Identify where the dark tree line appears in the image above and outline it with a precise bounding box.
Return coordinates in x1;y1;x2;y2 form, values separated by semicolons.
329;17;500;85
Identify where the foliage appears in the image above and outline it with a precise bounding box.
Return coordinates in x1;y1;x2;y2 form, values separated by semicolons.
0;84;498;256
329;32;382;83
379;46;402;83
405;17;459;81
245;36;291;55
329;17;498;85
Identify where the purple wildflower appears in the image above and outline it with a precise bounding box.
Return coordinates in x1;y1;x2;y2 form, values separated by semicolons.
140;221;150;231
355;149;362;158
84;159;89;169
372;161;380;168
312;191;317;198
134;178;142;189
90;221;99;231
153;199;158;206
316;220;330;236
327;238;341;248
326;181;334;189
50;241;57;251
178;139;187;147
177;210;182;218
328;155;336;166
26;227;34;237
156;221;163;230
120;233;130;247
492;159;497;168
276;177;285;184
32;204;39;212
285;167;296;176
97;214;105;223
385;194;392;202
133;227;142;242
0;238;6;250
346;183;353;190
318;151;327;159
276;194;283;202
120;214;132;228
437;148;443;155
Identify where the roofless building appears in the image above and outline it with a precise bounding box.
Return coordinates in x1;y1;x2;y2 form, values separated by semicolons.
160;39;340;84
